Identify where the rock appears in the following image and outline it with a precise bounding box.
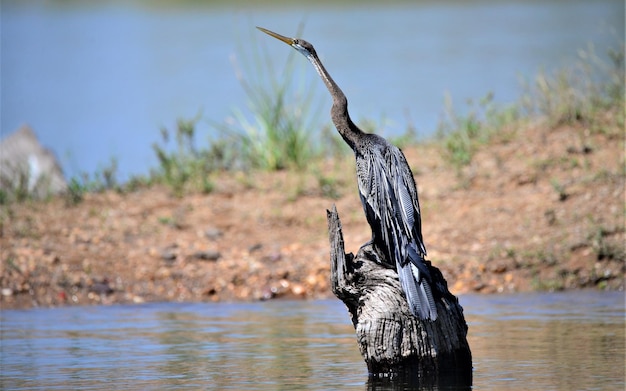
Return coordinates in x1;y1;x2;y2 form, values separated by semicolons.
89;280;114;295
193;250;221;261
204;227;223;240
248;243;263;253
0;125;66;198
160;249;177;262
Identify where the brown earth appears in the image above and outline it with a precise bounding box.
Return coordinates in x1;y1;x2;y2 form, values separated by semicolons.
1;119;624;309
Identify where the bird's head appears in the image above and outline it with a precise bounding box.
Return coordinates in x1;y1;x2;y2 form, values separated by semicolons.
257;26;317;60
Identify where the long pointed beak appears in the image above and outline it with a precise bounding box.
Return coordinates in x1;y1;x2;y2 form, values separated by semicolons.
257;26;294;46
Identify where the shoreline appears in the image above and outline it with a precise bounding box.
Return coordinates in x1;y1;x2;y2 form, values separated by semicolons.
1;119;624;310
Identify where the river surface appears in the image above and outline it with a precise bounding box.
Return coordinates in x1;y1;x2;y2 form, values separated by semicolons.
1;0;623;181
1;291;624;390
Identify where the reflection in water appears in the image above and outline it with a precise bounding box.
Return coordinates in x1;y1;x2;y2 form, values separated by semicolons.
467;293;625;391
365;369;473;391
1;292;624;390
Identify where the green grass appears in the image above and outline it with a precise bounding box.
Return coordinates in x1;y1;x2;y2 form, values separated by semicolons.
589;225;626;262
520;43;624;132
215;25;325;171
150;116;217;197
436;92;519;170
61;158;121;205
3;38;622;203
436;43;624;170
145;26;330;195
0;168;33;204
549;178;569;202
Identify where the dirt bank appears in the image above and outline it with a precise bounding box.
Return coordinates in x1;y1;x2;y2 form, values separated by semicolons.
1;120;624;309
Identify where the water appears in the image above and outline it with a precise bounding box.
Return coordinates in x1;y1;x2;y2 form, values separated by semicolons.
1;291;624;390
1;0;623;181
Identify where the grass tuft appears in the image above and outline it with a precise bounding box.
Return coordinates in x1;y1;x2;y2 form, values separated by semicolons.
2;36;621;202
437;43;624;170
216;26;325;171
151;116;216;197
436;92;519;170
520;43;624;132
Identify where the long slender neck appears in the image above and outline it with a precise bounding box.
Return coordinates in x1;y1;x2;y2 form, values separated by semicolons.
307;53;363;150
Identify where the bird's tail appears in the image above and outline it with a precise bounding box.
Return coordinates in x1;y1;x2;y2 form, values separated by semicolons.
398;247;438;321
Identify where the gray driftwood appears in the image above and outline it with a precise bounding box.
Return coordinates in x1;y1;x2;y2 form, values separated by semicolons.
327;205;472;386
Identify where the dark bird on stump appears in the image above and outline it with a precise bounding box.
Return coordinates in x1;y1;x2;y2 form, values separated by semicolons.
258;27;437;321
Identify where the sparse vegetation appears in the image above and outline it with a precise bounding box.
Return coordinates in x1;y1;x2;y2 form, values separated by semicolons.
549;178;569;202
589;225;626;262
60;157;122;206
216;27;325;171
436;92;519;170
0;161;62;204
151;116;215;197
521;43;624;133
65;177;86;206
4;38;618;205
0;169;31;204
437;43;624;171
1;39;623;307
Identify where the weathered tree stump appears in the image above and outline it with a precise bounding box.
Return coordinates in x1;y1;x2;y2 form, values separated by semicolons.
327;205;472;387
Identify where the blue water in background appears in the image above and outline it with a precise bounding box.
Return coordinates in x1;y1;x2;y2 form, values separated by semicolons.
1;0;623;181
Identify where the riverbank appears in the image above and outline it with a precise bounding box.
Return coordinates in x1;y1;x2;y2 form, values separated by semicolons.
1;116;624;309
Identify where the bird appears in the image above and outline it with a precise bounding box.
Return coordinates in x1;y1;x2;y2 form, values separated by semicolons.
257;27;437;321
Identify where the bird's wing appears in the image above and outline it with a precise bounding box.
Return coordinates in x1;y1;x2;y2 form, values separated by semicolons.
357;145;426;261
383;149;437;319
357;151;398;256
358;145;437;320
388;148;427;256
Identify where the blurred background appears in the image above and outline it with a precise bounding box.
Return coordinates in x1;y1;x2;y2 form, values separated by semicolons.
1;0;623;182
2;3;624;388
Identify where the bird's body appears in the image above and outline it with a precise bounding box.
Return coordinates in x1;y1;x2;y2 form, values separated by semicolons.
258;27;437;320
